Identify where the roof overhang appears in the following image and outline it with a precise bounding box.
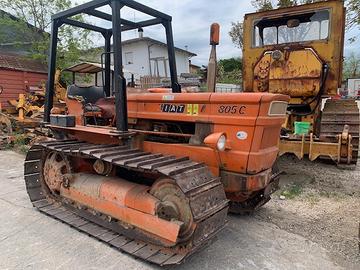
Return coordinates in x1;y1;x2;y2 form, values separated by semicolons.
0;53;47;73
64;61;133;74
121;37;197;57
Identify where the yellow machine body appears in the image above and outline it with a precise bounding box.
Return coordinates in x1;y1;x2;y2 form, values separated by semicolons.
241;0;359;166
243;0;345;98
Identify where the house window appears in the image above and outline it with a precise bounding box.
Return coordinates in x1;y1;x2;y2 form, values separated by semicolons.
125;52;134;64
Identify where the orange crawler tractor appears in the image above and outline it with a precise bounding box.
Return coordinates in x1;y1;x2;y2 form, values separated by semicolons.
24;0;288;265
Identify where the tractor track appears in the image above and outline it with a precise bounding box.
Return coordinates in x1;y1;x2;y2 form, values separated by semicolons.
24;139;228;266
320;99;360;165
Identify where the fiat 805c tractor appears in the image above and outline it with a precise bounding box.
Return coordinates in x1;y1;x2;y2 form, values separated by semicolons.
24;0;288;265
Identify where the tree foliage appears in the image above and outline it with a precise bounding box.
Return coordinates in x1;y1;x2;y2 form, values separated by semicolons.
0;0;93;70
1;0;72;31
217;58;242;84
343;53;360;80
229;22;244;49
347;0;360;32
219;58;242;73
251;0;324;11
0;13;37;44
251;0;274;11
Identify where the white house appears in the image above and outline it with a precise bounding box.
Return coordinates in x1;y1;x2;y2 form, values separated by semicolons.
121;36;196;79
89;35;196;83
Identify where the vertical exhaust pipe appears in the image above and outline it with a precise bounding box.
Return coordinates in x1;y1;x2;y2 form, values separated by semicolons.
207;23;220;93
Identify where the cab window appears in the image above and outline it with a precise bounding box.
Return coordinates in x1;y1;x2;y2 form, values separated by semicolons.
253;9;330;47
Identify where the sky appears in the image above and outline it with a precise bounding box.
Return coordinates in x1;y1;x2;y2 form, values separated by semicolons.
75;0;359;66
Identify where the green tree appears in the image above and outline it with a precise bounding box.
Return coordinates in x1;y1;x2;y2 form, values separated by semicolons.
277;0;300;7
217;58;242;84
347;0;360;29
219;58;242;73
343;53;360;80
251;0;322;10
229;22;244;49
251;0;274;11
347;0;360;42
0;12;38;44
0;0;93;70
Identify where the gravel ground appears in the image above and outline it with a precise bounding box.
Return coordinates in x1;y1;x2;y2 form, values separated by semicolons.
256;155;360;268
0;150;358;270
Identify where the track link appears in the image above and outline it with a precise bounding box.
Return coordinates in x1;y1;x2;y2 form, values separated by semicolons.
321;99;360;165
24;140;228;266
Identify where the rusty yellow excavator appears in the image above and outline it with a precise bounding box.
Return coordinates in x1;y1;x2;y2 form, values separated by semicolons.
241;0;359;167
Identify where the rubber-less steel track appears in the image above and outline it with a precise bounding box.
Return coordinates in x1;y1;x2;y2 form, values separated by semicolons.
24;140;228;266
320;99;360;165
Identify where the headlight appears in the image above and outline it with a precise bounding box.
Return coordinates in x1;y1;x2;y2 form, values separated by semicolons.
268;101;288;116
204;132;227;151
217;135;227;151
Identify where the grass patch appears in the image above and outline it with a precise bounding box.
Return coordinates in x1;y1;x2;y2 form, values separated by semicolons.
13;133;27;146
17;144;30;154
319;190;346;201
2;133;30;154
2;143;13;150
280;183;303;199
303;192;320;206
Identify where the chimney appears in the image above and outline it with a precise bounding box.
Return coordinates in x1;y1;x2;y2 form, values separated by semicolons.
138;28;144;38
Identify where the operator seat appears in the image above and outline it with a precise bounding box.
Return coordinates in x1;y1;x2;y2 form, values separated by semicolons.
67;85;105;112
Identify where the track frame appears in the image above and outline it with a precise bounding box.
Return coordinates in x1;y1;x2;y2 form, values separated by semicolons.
24;139;229;266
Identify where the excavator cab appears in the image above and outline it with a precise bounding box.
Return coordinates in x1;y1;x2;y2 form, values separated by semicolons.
24;0;289;266
242;0;359;166
243;0;344;113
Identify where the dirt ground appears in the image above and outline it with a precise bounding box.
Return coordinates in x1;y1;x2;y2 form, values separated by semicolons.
256;154;360;268
0;150;359;269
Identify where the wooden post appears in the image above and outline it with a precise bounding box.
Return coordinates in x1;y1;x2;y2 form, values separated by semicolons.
207;45;217;92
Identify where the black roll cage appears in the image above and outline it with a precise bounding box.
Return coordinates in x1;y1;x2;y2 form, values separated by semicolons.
44;0;181;132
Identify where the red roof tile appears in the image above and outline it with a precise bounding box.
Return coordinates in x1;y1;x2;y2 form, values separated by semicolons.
0;54;47;74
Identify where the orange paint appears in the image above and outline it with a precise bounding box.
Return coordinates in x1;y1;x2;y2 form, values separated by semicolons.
56;91;289;202
61;174;180;244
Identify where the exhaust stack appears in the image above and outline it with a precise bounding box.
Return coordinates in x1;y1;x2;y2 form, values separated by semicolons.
207;23;220;92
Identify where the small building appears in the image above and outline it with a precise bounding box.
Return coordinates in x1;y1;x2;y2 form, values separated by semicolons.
0;10;48;110
347;78;360;98
189;61;201;74
88;34;196;83
0;54;47;109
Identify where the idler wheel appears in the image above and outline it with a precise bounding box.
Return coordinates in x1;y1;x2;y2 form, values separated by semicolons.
150;178;195;242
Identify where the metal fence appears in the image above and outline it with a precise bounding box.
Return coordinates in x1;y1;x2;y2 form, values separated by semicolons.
215;83;242;93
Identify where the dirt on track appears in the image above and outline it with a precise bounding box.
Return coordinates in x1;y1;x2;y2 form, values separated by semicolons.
254;155;360;269
0;150;359;269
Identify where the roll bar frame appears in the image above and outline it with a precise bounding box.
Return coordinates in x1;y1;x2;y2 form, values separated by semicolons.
44;0;181;132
